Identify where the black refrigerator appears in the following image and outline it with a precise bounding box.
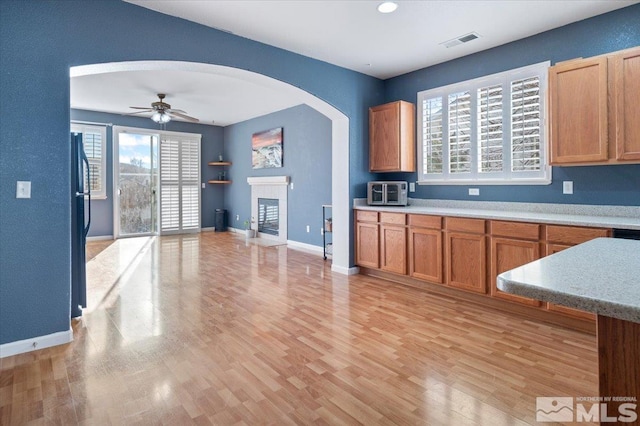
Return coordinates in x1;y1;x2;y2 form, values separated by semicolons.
71;132;90;318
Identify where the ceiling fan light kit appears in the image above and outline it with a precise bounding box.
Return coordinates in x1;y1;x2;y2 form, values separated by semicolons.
377;1;398;14
129;93;199;124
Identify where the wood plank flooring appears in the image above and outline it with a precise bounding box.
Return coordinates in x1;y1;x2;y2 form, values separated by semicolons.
0;232;598;425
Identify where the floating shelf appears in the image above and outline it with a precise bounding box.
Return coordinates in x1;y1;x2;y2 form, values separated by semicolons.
208;161;232;166
208;180;232;184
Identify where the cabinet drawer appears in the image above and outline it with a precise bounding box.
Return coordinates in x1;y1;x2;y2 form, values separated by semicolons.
356;210;378;223
545;225;610;245
380;212;406;225
445;217;485;234
490;221;540;240
408;214;442;229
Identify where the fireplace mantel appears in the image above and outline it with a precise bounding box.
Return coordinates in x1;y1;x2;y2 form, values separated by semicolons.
247;176;290;186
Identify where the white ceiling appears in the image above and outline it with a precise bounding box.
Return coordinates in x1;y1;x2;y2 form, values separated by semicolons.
71;0;637;126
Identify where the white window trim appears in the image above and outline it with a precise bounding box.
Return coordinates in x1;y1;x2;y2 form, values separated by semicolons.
70;123;108;199
417;61;552;186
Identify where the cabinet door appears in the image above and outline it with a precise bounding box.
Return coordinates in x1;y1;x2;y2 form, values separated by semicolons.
446;232;486;293
356;222;379;268
370;102;401;172
545;244;596;320
490;237;541;306
612;47;640;160
409;227;442;283
549;57;608;164
380;224;407;275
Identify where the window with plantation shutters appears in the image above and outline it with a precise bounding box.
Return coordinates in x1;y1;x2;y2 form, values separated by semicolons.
160;135;201;233
71;123;107;199
417;61;551;185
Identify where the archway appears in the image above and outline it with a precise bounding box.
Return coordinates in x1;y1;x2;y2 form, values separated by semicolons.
70;61;351;272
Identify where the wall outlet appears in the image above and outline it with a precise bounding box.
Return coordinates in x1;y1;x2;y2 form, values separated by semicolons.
320;227;324;235
201;182;205;189
409;182;416;192
563;181;573;195
290;182;294;190
306;225;310;233
469;188;480;196
236;214;240;221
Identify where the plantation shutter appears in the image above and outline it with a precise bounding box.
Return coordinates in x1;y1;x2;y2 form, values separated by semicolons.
160;135;200;233
70;123;106;198
417;61;550;184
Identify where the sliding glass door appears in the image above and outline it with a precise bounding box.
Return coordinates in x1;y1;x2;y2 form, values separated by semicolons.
114;129;159;237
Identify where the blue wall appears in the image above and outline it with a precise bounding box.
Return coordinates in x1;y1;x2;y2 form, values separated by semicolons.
0;0;382;345
383;4;640;205
224;105;332;246
70;109;225;236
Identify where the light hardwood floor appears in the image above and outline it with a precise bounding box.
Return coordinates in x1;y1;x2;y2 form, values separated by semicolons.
0;232;598;425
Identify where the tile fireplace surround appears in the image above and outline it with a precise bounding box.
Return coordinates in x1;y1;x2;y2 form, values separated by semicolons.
247;176;289;243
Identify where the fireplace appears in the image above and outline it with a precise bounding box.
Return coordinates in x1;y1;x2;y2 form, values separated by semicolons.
258;198;279;236
247;176;289;243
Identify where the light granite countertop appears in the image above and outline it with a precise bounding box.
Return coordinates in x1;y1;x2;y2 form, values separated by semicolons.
353;199;640;230
497;238;640;323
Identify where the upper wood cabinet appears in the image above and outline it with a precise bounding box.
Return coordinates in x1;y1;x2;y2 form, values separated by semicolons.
369;101;416;172
549;46;640;166
611;47;640;161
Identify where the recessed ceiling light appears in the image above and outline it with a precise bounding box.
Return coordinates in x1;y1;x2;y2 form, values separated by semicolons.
377;1;398;14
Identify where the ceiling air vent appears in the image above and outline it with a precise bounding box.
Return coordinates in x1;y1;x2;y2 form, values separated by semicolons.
441;32;481;48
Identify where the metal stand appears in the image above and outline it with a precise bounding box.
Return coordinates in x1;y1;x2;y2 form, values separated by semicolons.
322;205;332;260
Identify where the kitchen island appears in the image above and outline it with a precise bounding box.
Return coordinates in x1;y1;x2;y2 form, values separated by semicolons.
498;238;640;422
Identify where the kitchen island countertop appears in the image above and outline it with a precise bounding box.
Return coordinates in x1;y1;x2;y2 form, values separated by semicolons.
497;237;640;323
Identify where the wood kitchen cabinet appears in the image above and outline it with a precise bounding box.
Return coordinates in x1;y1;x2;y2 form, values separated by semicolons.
379;213;407;275
549;46;640;166
355;211;379;268
445;218;486;294
611;47;640;161
408;214;443;283
369;101;415;172
490;221;542;307
544;225;610;320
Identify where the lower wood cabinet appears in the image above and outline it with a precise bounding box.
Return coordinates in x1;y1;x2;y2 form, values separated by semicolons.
445;218;486;294
354;209;613;324
380;223;406;274
490;237;542;307
408;215;443;283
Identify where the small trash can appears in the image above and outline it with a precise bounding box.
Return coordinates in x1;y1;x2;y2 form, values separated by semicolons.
214;209;227;232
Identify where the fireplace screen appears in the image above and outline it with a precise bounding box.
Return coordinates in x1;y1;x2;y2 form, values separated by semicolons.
258;198;279;236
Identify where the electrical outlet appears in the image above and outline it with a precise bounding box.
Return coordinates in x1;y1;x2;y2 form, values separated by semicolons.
201;182;205;189
236;214;240;221
563;181;573;194
320;227;324;235
469;188;480;196
409;182;416;192
290;182;294;190
306;225;310;233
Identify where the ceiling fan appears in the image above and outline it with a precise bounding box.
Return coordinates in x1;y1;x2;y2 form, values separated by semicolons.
128;93;199;124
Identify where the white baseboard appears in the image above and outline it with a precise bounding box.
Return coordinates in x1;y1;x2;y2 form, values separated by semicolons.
87;235;113;242
286;240;324;255
331;265;360;275
0;328;73;358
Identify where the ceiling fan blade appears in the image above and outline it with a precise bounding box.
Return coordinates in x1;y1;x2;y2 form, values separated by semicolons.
168;110;199;123
124;110;154;116
168;108;186;114
129;106;154;110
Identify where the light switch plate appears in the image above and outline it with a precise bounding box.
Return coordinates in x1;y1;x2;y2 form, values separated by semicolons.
16;181;31;199
290;182;294;190
409;182;416;192
563;181;573;195
201;182;206;189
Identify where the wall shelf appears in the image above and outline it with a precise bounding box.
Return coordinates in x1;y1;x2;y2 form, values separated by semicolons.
208;180;233;184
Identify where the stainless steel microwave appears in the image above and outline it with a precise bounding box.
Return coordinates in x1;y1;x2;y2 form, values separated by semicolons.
367;181;408;206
